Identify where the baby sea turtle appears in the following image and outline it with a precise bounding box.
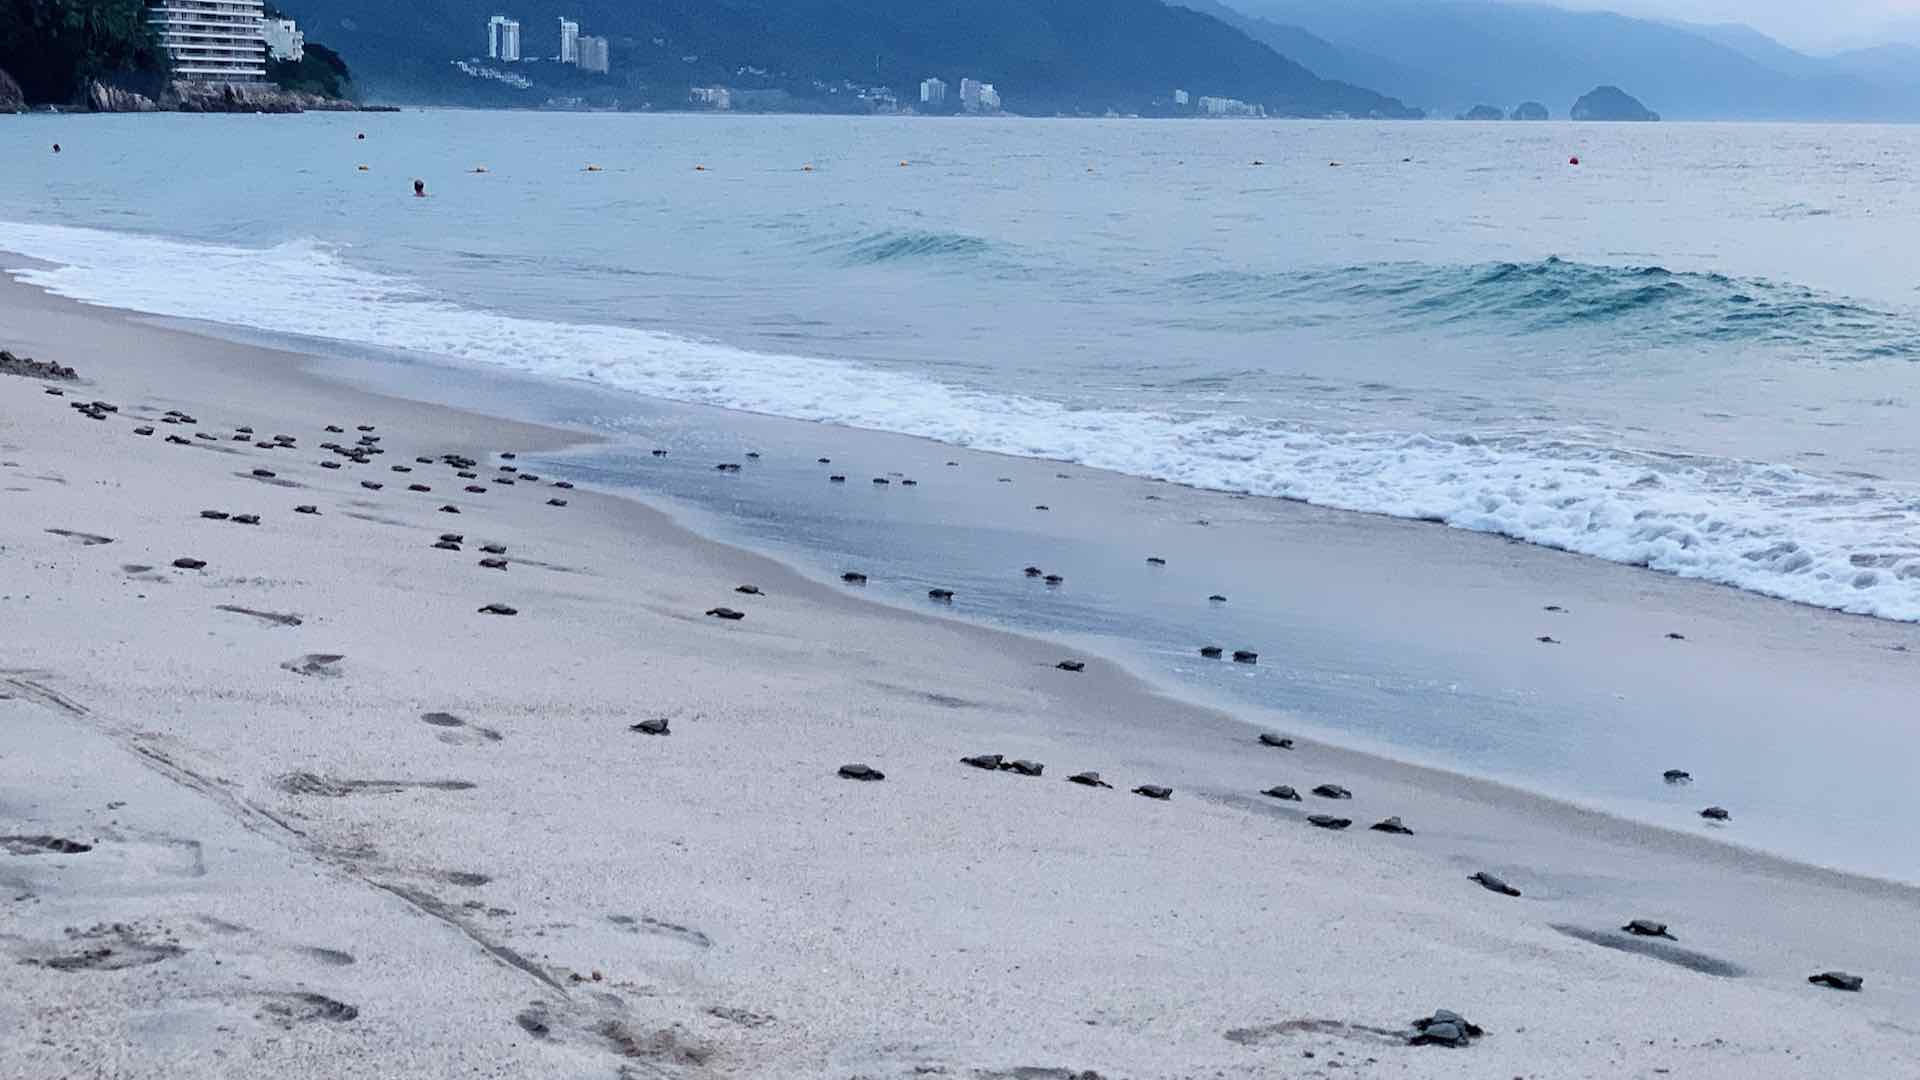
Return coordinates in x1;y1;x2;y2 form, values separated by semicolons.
439;533;465;543
1623;919;1676;940
416;456;434;464
829;475;846;483
705;607;745;621
629;717;670;736
392;465;412;473
817;457;831;464
901;479;918;487
1024;566;1044;577
734;584;761;595
1700;806;1731;821
553;481;573;489
477;603;518;616
1262;785;1302;801
872;477;890;485
961;754;1003;771
1208;594;1227;603
1258;733;1294;749
499;452;516;460
1544;604;1565;613
1043;574;1064;585
166;435;191;445
464;485;487;494
1409;1009;1483;1048
1232;650;1259;664
458;471;478;479
134;426;154;436
1146;556;1167;566
1002;759;1044;777
1808;971;1863;992
252;468;276;479
1370;816;1414;835
1199;646;1224;658
715;463;741;473
650;449;668;457
1067;772;1112;788
838;764;885;782
434;540;462;551
294;505;319;515
321;461;342;470
479;558;509;570
1663;769;1692;783
439;505;461;514
361;481;384;491
172;557;207;570
1537;635;1560;645
1034;505;1050;511
1056;660;1086;672
325;425;344;433
1311;784;1352;800
841;571;868;584
1132;785;1172;800
928;588;954;602
408;484;431;492
232;514;260;526
1666;632;1687;641
1307;815;1352;830
547;498;568;507
1470;871;1521;897
200;510;231;521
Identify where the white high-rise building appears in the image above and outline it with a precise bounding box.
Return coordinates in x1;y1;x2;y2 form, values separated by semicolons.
488;15;521;61
147;0;266;82
1173;89;1190;106
919;77;947;106
558;18;579;63
576;35;609;74
960;78;1000;113
262;17;303;62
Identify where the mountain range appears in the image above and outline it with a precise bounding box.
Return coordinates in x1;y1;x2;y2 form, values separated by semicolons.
278;0;1417;115
1194;0;1920;120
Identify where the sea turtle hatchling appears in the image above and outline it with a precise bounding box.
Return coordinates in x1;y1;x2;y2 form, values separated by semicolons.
1067;772;1113;788
1311;784;1352;800
1262;785;1302;802
1001;759;1044;777
1409;1009;1483;1048
1808;971;1864;992
1370;816;1414;835
1258;733;1293;749
1132;785;1172;800
838;764;885;782
960;754;1004;771
1470;871;1521;897
1622;919;1676;940
1307;815;1352;830
629;717;670;736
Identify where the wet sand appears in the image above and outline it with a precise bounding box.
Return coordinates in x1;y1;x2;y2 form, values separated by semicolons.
2;272;1918;1077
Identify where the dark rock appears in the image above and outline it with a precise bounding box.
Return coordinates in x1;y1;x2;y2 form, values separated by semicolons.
1056;660;1085;672
1068;772;1113;788
1307;815;1352;830
1623;919;1675;940
1456;104;1506;120
1262;785;1302;801
838;763;885;781
1311;784;1351;800
1132;785;1172;800
962;754;1004;771
1571;85;1659;121
1369;816;1414;835
1470;871;1521;897
477;603;517;616
1808;971;1864;992
705;607;745;620
630;717;670;736
1258;733;1294;749
172;557;206;570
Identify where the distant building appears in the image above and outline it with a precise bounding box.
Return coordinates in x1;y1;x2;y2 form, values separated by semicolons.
1197;95;1263;117
576;34;609;74
147;0;266;82
488;15;520;62
959;78;1000;113
263;17;303;62
558;17;579;63
691;86;732;110
920;77;947;106
1173;89;1189;106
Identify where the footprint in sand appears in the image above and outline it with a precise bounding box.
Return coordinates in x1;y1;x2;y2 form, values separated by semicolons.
274;771;477;797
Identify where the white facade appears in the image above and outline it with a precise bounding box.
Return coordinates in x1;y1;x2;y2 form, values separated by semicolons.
488;15;521;62
263;17;303;62
691;86;732;110
147;0;266;82
960;78;999;113
1197;95;1264;117
1173;89;1189;106
576;34;609;74
919;77;946;106
558;18;579;64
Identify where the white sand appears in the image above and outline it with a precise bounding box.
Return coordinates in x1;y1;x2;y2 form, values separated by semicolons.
3;275;1918;1078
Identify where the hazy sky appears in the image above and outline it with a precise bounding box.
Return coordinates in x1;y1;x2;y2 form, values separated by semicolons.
1563;0;1920;51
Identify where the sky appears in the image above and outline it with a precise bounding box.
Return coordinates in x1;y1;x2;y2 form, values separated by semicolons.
1565;0;1920;51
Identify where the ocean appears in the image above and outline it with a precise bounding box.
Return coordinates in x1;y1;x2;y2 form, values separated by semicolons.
6;110;1920;877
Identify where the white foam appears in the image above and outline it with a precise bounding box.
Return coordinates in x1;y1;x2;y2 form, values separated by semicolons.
8;220;1920;621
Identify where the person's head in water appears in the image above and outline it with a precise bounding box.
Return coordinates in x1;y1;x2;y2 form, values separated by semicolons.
413;179;425;197
52;144;60;154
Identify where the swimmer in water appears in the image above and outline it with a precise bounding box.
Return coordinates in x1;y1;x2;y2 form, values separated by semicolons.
413;179;426;197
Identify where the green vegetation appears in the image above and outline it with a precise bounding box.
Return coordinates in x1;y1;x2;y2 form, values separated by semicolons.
0;0;165;103
268;41;353;99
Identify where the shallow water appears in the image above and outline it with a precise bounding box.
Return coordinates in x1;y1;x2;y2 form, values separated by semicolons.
5;112;1920;619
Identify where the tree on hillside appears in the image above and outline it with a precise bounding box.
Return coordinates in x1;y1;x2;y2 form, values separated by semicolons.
0;0;165;103
268;41;354;99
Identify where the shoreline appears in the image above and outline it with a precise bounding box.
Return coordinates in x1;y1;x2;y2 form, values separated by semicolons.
4;269;1919;1076
9;263;1919;894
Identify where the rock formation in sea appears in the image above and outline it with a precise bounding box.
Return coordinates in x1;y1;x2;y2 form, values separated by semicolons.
0;67;23;113
1511;101;1550;120
1570;85;1659;121
1457;104;1506;120
81;78;371;114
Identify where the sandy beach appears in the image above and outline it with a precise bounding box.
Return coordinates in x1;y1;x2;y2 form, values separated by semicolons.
4;270;1919;1078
